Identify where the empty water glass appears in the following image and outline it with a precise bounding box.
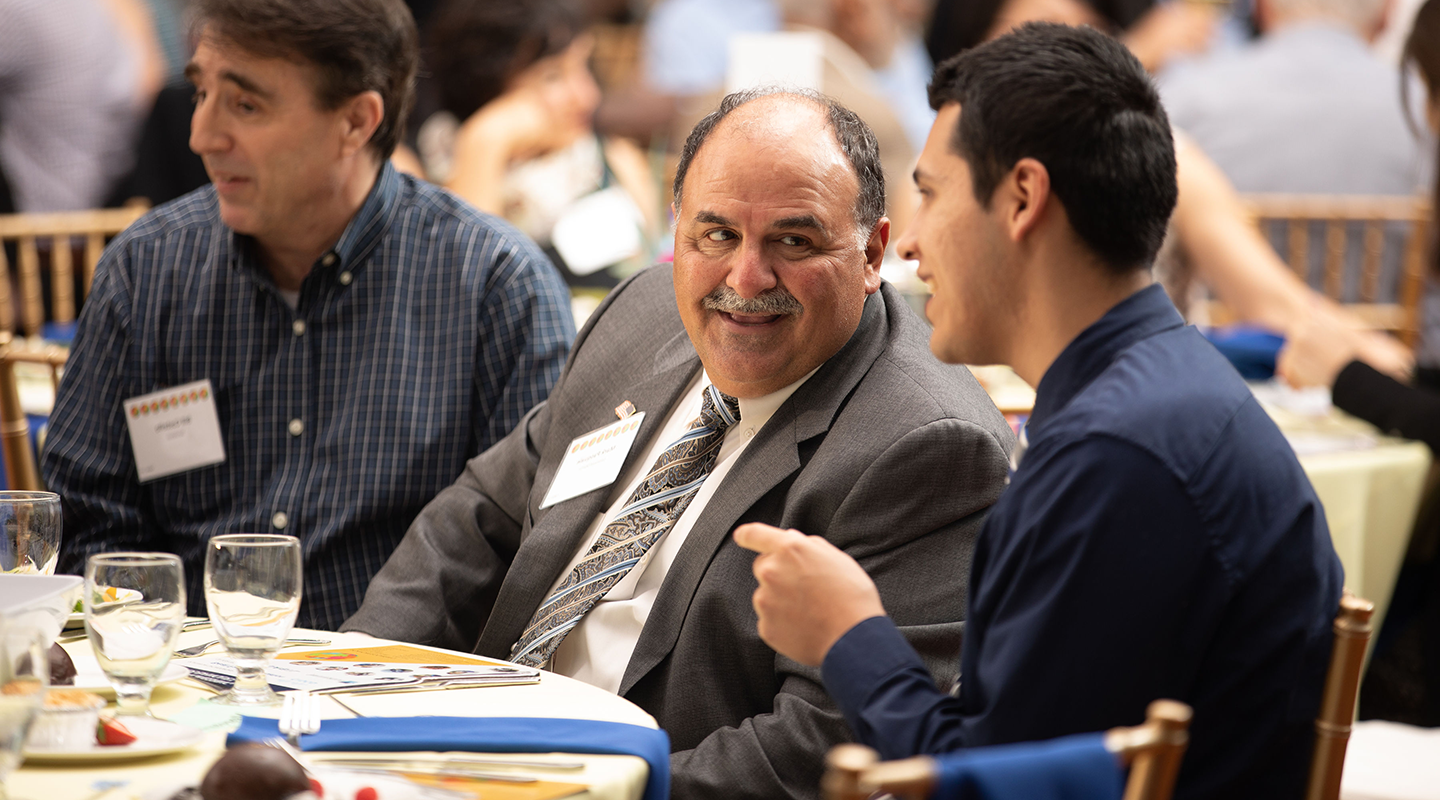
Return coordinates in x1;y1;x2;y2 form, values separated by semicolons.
204;534;302;707
0;625;45;795
0;492;60;575
84;553;185;716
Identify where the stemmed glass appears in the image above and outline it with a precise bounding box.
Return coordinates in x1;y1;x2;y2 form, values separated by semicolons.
0;491;61;575
204;534;302;707
0;625;46;796
84;553;186;716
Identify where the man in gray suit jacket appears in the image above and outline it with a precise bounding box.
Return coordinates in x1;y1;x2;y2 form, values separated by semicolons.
343;88;1012;799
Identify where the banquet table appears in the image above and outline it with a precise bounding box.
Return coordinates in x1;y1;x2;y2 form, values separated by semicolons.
15;626;658;800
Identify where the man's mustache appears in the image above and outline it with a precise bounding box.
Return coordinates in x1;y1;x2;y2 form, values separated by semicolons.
702;285;804;316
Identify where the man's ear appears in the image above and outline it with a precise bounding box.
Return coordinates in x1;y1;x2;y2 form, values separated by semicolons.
998;157;1052;244
340;90;385;158
862;216;890;294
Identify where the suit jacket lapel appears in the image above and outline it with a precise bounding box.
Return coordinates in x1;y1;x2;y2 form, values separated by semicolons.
618;289;893;694
476;329;702;656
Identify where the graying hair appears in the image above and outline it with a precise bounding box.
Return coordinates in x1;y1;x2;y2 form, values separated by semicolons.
671;87;886;233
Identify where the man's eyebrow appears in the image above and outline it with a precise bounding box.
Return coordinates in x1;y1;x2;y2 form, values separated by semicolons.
694;211;732;226
182;63;273;100
773;215;826;235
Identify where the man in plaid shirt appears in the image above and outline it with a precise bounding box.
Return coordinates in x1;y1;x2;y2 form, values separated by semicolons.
43;0;574;629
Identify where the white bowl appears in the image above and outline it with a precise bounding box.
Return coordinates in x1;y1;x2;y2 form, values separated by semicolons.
0;574;83;652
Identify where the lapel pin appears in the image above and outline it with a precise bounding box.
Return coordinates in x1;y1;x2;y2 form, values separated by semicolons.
615;400;637;420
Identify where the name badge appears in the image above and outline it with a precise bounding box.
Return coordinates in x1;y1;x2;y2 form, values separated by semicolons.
540;412;646;509
123;379;227;482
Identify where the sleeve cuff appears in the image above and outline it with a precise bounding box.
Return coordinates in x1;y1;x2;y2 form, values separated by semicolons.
822;615;930;718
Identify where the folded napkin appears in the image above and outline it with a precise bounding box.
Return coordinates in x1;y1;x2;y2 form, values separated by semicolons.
1202;326;1285;380
933;733;1123;800
230;716;670;800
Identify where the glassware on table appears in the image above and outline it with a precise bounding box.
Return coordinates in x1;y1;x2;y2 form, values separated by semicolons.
84;553;186;716
0;491;60;575
204;534;302;707
0;625;46;795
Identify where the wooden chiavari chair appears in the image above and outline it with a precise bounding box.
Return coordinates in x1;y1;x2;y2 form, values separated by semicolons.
822;699;1193;800
0;205;147;336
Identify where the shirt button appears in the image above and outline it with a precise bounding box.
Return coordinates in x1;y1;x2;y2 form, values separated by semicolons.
288;418;304;436
292;319;306;336
272;511;289;530
338;271;353;286
745;428;755;439
321;253;337;267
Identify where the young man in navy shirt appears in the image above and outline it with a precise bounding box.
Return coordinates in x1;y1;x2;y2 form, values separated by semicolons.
736;23;1343;799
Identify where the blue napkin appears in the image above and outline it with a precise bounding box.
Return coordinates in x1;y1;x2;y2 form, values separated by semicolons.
933;733;1123;800
1202;325;1285;380
229;716;670;800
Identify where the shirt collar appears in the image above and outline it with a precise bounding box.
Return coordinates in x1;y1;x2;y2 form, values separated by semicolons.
1028;283;1184;431
224;161;403;278
701;366;820;434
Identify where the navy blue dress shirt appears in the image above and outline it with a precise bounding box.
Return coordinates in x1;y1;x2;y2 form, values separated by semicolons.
44;164;576;629
823;284;1343;799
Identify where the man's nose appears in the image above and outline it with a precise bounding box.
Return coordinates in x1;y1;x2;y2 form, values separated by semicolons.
895;227;919;262
188;95;228;157
726;240;779;298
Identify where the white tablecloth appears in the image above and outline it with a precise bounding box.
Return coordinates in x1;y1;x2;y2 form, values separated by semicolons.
16;628;656;800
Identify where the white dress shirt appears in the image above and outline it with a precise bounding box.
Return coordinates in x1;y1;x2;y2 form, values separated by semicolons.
549;368;815;693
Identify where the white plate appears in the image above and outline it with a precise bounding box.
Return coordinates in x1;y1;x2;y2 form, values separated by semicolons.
23;716;203;763
60;663;190;697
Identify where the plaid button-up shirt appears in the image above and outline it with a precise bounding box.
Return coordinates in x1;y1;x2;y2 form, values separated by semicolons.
44;164;576;629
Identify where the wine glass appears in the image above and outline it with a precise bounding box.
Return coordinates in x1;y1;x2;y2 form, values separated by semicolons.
84;553;186;716
0;625;46;795
0;492;61;575
204;534;302;707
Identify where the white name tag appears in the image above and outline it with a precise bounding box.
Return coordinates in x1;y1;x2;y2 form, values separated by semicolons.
540;412;646;509
123;379;227;482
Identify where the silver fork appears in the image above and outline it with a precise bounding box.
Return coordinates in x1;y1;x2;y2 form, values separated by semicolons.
279;690;321;748
173;636;330;658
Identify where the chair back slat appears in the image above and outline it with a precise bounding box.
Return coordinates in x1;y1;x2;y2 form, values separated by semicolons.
1322;221;1346;299
1305;593;1375;800
17;235;43;336
1361;221;1384;302
84;232;104;291
51;237;73;323
1288;218;1310;277
0;240;11;333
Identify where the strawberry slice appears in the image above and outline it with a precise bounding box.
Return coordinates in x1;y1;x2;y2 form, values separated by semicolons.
96;717;137;746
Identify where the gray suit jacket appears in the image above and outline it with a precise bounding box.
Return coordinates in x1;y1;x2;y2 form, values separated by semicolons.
344;264;1013;799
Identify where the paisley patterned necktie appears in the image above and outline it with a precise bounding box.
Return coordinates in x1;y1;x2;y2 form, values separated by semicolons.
510;384;742;668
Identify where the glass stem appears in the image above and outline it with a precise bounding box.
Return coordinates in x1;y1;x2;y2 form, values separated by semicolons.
233;660;270;698
114;683;155;716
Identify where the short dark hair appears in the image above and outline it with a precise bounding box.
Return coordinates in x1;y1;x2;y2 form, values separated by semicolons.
672;88;886;233
191;0;419;159
929;23;1177;271
429;0;587;120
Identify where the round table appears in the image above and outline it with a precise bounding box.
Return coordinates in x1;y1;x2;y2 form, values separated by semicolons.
16;627;657;800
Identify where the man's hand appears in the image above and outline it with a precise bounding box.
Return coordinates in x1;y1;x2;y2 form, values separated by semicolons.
733;523;887;667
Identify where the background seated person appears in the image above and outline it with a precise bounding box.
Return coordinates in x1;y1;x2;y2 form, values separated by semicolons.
420;0;660;289
737;24;1343;799
344;88;1014;799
